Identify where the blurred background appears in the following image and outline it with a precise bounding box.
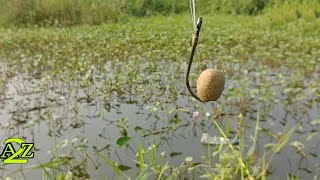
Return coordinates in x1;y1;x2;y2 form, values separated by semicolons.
0;0;319;26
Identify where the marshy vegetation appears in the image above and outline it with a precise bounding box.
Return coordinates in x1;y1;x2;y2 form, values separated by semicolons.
0;0;319;179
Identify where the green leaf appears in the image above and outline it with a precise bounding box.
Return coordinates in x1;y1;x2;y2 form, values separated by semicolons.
169;114;180;125
310;119;320;125
185;156;193;162
134;126;144;134
120;127;128;137
65;171;73;180
190;162;202;167
55;172;73;180
200;173;211;178
118;164;131;171
116;136;131;146
169;152;182;157
290;141;304;149
304;132;317;142
264;143;276;150
56;173;65;180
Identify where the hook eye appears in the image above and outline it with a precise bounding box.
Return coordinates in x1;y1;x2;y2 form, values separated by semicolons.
197;17;202;29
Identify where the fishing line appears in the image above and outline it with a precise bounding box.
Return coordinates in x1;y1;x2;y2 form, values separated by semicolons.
189;0;201;72
192;0;196;32
189;0;196;32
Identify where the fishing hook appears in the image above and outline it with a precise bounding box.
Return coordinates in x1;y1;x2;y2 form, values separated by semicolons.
186;17;203;102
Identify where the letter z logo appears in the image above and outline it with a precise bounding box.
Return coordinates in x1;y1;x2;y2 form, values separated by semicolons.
0;138;34;164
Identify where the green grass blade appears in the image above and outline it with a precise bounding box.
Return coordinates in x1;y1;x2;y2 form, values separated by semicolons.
138;144;145;170
136;166;150;180
157;161;169;180
32;159;68;171
94;150;124;179
247;111;260;158
272;124;297;153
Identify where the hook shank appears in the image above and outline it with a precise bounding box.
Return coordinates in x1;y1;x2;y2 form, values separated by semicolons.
186;17;203;102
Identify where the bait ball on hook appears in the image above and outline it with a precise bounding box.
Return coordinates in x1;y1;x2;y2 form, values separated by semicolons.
196;69;225;102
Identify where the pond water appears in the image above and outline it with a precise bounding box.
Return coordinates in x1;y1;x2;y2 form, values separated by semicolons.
0;59;319;179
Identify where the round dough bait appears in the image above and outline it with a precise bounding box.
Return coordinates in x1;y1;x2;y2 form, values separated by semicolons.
197;69;225;102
